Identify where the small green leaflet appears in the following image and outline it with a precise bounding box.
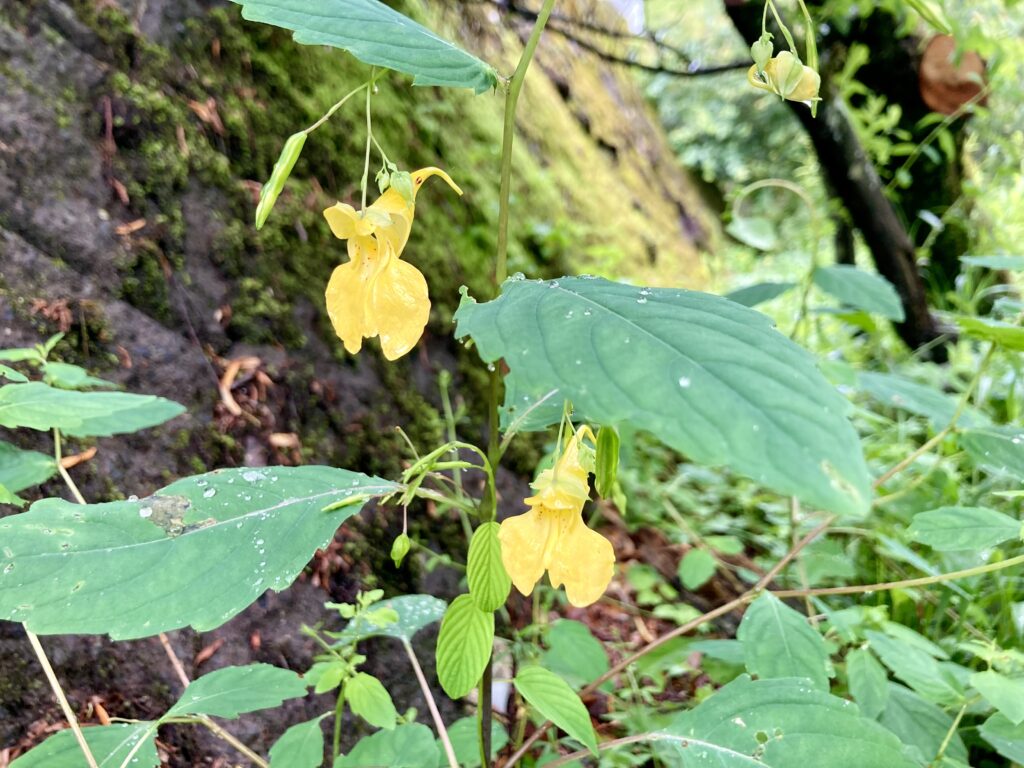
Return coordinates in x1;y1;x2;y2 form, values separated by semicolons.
332;594;446;644
335;723;439;768
956;316;1024;350
662;676;916;767
812;265;905;321
0;364;28;382
455;277;871;517
846;647;889;719
230;0;497;93
679;548;717;590
737;593;830;690
41;362;114;390
467;521;510;612
10;723;158;768
164;663;307;719
0;442;57;493
541;619;610;691
443;717;508;768
0;466;396;638
435;594;493;699
867;631;963;705
0;381;185;437
346;672;398;730
269;714;328;768
726;216;778;251
908;506;1022;551
960;426;1024;479
514;666;597;754
725;281;798;308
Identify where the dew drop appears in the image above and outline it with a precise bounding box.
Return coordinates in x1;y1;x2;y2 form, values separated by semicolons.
203;488;217;499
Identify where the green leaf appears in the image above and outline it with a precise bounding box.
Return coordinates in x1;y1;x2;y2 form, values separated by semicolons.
165;663;306;719
435;594;493;699
971;671;1024;725
878;684;967;764
726;216;778;251
256;131;306;230
955;316;1024;350
908;506;1022;551
904;0;952;33
541;619;610;691
662;676;917;767
725;281;798;308
454;277;871;517
335;723;439;768
0;364;28;382
41;362;114;390
10;723;158;768
812;265;905;321
857;371;989;428
466;522;510;612
737;593;830;690
0;466;396;638
230;0;497;93
346;672;398;730
0;442;57;493
514;666;597;754
961;254;1024;270
960;426;1024;479
332;594;446;644
867;632;963;705
679;548;717;590
0;482;25;507
270;714;328;768
846;648;889;719
0;381;185;437
442;717;508;768
981;713;1024;763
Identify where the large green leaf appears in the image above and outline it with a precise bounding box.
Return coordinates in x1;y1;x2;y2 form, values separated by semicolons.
878;684;967;764
908;506;1022;551
0;441;56;493
442;717;508;768
541;619;609;691
335;723;439;768
10;723;158;768
0;381;185;437
867;631;963;705
332;594;446;644
230;0;497;92
812;265;905;321
435;594;493;699
0;467;396;638
737;593;830;690
981;714;1024;763
165;663;307;719
960;426;1024;479
971;671;1024;725
514;666;597;754
466;521;510;612
346;672;398;730
269;714;328;768
454;277;871;517
661;676;916;767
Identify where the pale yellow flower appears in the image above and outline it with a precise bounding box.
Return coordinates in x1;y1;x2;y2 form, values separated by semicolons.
748;51;821;103
499;427;615;607
323;168;462;360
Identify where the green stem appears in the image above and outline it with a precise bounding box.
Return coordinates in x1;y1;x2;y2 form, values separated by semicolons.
304;82;370;134
360;69;375;210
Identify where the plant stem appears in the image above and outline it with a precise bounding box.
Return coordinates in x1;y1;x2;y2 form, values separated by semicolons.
25;630;99;768
304;82;370;134
361;70;375;210
404;640;458;768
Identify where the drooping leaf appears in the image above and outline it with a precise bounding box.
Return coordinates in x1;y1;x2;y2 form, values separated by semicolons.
541;619;610;691
846;647;889;719
0;442;57;493
956;316;1024;350
725;281;798;308
971;671;1024;725
10;723;158;768
908;506;1022;551
164;663;307;719
332;594;446;644
0;381;185;437
269;714;328;768
812;265;905;321
442;717;508;768
514;666;597;754
878;684;967;764
346;672;398;730
230;0;497;93
679;548;717;590
960;426;1024;480
737;593;830;690
466;521;510;612
335;723;439;768
435;594;493;699
981;713;1024;763
0;467;396;638
661;676;917;767
454;277;871;517
857;371;989;428
867;631;963;705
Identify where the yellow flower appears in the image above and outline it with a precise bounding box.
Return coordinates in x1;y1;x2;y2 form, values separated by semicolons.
323;168;462;360
748;51;821;103
498;426;615;607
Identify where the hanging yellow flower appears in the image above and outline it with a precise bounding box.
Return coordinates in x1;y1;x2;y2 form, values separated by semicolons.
323;168;462;360
498;426;615;607
748;51;821;103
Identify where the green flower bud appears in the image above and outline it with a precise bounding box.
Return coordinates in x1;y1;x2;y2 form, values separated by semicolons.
255;131;306;230
594;426;620;499
750;34;773;72
391;533;411;567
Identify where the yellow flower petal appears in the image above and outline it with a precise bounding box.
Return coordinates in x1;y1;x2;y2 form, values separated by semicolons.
499;507;553;598
547;515;615;607
324;237;381;354
324;202;361;239
367;249;431;360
